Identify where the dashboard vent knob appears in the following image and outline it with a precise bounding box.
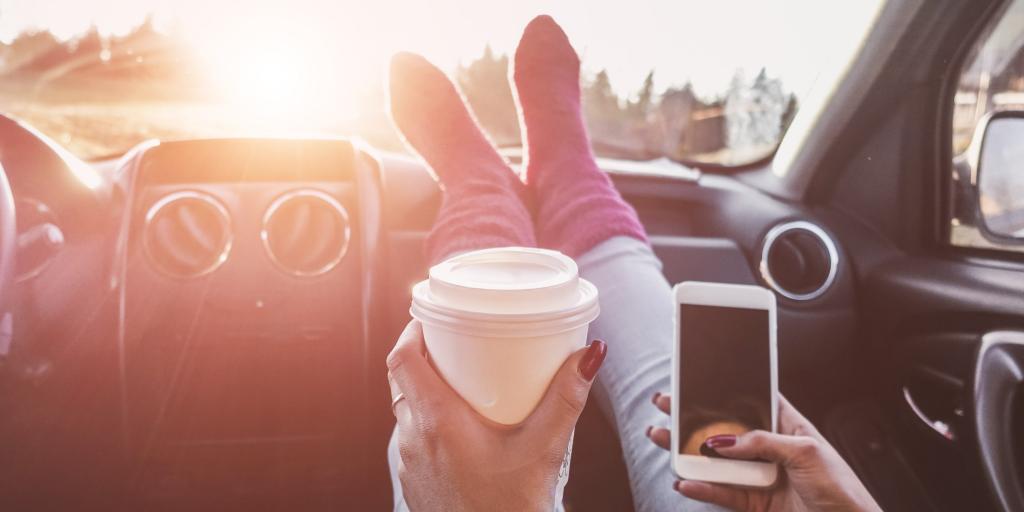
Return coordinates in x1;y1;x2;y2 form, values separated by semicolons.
143;192;232;278
759;221;838;301
261;190;351;277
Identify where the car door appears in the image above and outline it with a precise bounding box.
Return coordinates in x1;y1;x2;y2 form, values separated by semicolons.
374;3;1022;510
795;1;1024;511
562;1;1023;511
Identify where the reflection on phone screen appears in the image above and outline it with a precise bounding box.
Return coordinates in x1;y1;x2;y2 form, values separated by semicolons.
679;304;770;460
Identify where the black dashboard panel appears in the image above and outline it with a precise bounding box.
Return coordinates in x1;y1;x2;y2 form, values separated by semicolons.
0;133;860;508
112;138;382;505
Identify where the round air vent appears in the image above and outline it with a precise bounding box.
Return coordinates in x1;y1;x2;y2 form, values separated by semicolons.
759;221;838;301
144;191;232;278
261;190;350;277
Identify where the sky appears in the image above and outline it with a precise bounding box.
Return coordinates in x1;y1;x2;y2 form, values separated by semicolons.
0;0;883;100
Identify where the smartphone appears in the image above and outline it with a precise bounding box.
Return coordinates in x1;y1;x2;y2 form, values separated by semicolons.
671;281;778;487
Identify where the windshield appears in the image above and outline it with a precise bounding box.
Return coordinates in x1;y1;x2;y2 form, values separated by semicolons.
0;1;881;164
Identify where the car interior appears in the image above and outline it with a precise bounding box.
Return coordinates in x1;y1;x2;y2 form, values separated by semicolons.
0;0;1022;510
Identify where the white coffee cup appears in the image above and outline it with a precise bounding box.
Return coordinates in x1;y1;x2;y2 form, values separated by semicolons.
410;247;600;425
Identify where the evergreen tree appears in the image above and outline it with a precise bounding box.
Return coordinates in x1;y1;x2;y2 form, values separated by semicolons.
580;69;622;153
456;45;520;146
583;69;621;121
628;70;655;121
658;82;698;157
0;30;60;73
725;67;786;162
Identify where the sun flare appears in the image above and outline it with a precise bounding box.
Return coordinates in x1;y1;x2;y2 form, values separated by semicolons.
196;13;359;127
213;47;307;110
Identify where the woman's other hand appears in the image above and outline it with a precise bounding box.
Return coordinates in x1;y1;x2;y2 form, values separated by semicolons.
646;394;882;512
387;321;607;511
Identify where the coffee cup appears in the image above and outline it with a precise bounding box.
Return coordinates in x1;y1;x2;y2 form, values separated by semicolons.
410;247;600;425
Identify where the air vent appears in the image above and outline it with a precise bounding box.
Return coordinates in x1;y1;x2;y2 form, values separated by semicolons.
144;192;232;278
261;190;350;277
759;221;838;301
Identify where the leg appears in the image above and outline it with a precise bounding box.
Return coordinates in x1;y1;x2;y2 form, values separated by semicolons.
512;18;717;509
387;53;539;510
512;16;646;259
579;237;725;512
389;52;534;264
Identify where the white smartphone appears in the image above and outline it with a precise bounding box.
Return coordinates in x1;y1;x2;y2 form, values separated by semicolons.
671;281;779;488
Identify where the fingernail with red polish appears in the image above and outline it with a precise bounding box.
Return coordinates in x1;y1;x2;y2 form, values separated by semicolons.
645;426;653;437
579;339;607;381
705;434;736;449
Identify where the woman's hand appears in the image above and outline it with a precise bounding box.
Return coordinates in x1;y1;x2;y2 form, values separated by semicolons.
647;394;882;512
387;321;607;511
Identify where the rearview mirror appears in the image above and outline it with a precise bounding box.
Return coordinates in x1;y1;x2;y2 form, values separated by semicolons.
975;112;1024;241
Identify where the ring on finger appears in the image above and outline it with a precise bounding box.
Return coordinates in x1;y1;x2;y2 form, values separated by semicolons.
391;392;406;416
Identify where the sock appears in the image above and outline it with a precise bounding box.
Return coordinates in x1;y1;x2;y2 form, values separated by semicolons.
389;52;536;264
512;16;647;259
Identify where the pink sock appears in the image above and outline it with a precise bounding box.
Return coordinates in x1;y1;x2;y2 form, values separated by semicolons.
389;52;536;264
513;16;647;259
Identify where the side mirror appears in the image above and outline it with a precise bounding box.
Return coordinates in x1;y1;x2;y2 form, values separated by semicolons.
972;111;1024;242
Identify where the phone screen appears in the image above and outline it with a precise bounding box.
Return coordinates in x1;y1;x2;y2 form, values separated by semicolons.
678;304;771;457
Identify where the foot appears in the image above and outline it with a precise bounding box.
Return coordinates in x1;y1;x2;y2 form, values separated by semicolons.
512;15;591;182
511;16;647;258
390;52;524;194
389;52;536;263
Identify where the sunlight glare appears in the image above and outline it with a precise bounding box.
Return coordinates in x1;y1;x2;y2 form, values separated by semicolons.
220;48;304;110
196;11;359;130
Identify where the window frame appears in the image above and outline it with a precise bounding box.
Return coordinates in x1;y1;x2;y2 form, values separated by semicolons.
941;0;1024;258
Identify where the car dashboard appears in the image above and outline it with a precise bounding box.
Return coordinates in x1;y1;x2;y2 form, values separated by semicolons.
116;139;381;500
0;120;858;507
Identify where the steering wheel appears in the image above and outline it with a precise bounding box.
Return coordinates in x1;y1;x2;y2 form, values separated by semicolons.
0;162;15;322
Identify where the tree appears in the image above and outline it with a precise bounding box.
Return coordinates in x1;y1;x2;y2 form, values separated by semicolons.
725;67;787;163
657;82;697;157
580;69;626;153
583;69;622;122
456;45;520;147
628;70;655;121
0;30;60;74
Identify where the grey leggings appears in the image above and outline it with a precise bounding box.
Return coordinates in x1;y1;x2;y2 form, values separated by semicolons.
388;237;723;511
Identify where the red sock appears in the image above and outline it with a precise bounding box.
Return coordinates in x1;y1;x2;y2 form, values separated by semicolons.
513;16;647;259
389;52;536;263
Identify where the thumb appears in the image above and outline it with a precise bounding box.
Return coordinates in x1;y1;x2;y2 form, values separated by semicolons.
527;340;607;434
713;429;821;467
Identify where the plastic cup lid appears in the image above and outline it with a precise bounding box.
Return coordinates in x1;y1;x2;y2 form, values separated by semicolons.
410;247;600;336
427;247;582;315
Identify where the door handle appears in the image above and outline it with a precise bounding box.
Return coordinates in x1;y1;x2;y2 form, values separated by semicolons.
973;330;1024;512
901;362;965;442
901;385;956;441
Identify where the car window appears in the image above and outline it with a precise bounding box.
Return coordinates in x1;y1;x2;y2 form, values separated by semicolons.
0;1;880;167
950;0;1024;254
